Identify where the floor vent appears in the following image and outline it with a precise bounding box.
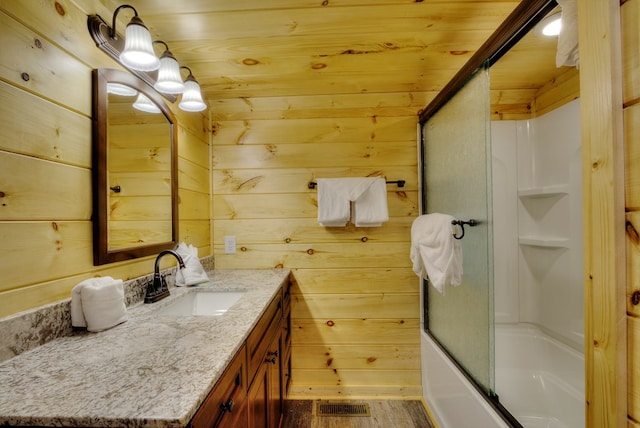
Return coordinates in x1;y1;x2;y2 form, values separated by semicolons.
315;401;371;417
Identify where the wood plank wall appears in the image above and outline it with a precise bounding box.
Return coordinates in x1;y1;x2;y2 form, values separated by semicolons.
579;0;631;425
624;0;640;425
0;1;210;318
210;93;430;398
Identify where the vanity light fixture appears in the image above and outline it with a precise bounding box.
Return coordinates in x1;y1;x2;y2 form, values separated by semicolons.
153;41;185;94
535;11;562;37
178;67;207;112
133;93;162;113
88;5;207;111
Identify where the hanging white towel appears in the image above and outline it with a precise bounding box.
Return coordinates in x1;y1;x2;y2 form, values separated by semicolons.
71;277;127;332
556;0;579;68
316;178;352;226
174;242;210;286
410;213;463;294
352;177;389;227
316;177;388;227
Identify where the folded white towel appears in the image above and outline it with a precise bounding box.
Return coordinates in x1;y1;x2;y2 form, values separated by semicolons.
81;279;127;332
317;178;352;226
174;242;210;286
71;277;127;332
352;177;389;227
410;213;463;294
71;277;116;328
317;177;388;227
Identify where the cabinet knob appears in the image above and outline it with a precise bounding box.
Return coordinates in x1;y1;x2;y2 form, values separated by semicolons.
265;356;277;364
220;398;234;413
267;350;279;358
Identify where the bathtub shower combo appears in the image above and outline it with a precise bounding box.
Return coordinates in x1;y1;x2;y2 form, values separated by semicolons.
419;64;584;428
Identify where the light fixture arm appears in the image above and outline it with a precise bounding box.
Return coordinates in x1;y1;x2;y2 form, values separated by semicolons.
109;4;138;39
154;40;169;51
154;40;178;61
180;66;195;79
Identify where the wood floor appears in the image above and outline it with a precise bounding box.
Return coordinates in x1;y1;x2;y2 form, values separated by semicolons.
282;400;435;428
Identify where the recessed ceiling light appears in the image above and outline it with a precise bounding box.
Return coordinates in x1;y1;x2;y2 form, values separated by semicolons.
535;12;562;37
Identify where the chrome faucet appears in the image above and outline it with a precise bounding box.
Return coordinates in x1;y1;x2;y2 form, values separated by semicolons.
144;249;185;304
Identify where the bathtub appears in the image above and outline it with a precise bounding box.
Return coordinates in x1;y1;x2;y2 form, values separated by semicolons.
421;331;510;428
495;323;584;428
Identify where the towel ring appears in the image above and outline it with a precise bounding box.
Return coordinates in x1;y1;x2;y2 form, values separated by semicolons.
451;219;478;240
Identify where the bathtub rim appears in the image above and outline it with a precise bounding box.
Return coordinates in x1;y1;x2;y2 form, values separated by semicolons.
421;330;522;428
495;322;585;355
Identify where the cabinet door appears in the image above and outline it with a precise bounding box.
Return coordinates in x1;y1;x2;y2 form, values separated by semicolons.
266;330;282;428
191;345;248;428
248;328;283;428
248;362;269;428
281;282;291;397
217;399;248;428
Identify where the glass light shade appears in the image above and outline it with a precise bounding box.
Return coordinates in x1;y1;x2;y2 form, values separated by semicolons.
154;54;185;94
133;93;161;113
179;79;207;112
119;16;160;71
107;83;137;96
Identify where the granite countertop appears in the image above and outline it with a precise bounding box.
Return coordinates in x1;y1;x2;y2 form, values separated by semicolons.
0;269;290;428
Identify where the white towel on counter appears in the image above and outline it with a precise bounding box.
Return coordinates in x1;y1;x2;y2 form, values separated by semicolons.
317;177;388;227
71;277;127;332
410;213;463;294
174;242;210;286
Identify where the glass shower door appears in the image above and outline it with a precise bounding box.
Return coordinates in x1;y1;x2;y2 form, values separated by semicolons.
421;64;495;394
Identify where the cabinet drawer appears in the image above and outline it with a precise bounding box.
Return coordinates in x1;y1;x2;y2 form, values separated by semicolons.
191;345;248;428
247;294;282;383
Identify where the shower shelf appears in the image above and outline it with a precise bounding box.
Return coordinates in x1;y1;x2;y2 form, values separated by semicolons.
519;236;570;248
518;184;569;199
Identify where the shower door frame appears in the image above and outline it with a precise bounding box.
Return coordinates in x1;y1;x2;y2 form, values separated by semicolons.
418;0;559;426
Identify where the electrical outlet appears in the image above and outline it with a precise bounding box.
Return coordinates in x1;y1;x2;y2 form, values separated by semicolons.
224;236;236;254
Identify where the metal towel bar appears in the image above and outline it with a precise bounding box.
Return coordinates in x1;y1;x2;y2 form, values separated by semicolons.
451;219;478;240
308;179;405;189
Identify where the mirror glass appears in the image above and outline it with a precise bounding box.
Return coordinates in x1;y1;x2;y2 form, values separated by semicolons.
92;68;178;265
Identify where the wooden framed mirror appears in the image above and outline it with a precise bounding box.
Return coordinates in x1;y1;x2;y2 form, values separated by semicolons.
92;68;178;265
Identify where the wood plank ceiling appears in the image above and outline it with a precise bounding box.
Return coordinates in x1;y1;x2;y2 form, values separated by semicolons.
103;0;566;108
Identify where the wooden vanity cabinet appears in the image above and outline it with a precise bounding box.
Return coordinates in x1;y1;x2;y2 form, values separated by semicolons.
190;344;248;428
190;280;291;428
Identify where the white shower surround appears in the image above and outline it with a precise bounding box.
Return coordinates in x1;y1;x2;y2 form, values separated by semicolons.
421;100;584;427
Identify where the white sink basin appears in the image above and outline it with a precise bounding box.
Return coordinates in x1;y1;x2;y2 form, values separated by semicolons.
154;290;245;316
